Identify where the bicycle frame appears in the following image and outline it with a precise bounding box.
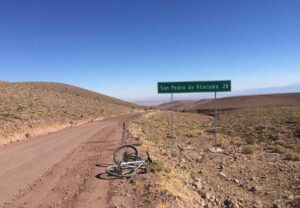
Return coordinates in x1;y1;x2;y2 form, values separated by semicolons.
118;159;145;170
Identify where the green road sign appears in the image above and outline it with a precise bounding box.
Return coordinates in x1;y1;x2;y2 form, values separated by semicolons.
158;80;231;93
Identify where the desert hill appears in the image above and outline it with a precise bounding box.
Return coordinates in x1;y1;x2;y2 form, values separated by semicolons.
0;81;140;145
158;100;196;110
159;93;300;112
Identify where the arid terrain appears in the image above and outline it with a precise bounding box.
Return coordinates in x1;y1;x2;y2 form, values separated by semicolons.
0;82;299;208
159;93;300;112
111;106;300;208
0;81;140;145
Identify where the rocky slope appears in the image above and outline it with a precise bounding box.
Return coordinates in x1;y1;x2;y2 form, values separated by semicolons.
110;108;300;207
0;81;141;145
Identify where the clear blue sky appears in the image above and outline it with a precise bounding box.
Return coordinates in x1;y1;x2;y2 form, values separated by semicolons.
1;0;299;102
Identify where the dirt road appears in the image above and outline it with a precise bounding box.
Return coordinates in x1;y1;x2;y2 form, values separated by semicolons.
0;113;139;208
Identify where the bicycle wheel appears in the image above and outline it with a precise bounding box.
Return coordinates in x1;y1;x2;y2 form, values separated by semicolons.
113;145;138;164
106;164;136;177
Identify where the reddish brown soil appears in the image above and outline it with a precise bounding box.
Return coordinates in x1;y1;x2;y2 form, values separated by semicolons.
0;113;140;208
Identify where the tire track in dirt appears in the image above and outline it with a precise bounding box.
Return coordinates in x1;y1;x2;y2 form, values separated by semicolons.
0;113;140;208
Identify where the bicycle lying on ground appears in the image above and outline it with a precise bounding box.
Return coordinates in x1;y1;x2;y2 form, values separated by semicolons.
106;145;152;177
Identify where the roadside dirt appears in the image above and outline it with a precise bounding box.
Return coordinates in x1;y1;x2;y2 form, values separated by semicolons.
114;111;300;208
0;113;140;208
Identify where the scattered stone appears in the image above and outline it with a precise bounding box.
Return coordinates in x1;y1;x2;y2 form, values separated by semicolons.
238;198;244;203
283;195;294;200
219;162;224;170
204;202;213;208
160;149;168;156
129;178;136;184
203;192;210;200
219;172;227;178
185;155;192;162
260;176;266;180
199;190;211;200
233;155;237;161
192;178;202;191
249;186;258;193
234;179;240;184
223;198;238;208
194;177;201;183
196;158;203;163
208;195;216;203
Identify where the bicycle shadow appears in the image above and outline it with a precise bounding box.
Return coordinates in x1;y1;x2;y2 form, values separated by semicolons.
95;163;112;168
95;172;125;180
95;163;124;180
95;168;148;181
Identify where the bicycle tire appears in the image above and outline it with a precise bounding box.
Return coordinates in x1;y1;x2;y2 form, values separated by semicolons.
113;145;138;164
106;164;136;177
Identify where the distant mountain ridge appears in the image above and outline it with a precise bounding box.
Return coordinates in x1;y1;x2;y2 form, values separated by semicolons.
158;92;300;112
135;83;300;106
238;84;300;95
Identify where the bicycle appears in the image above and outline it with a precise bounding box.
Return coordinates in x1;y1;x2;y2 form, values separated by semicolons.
106;145;152;177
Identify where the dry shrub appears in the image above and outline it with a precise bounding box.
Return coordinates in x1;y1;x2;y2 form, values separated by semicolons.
245;136;256;145
218;137;230;148
155;202;168;208
133;139;143;146
147;160;165;173
288;197;300;207
284;152;300;161
275;139;286;146
269;144;288;154
242;145;256;154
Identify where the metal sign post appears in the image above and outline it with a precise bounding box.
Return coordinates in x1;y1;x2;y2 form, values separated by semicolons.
171;93;175;138
214;91;217;149
209;91;224;153
158;80;231;153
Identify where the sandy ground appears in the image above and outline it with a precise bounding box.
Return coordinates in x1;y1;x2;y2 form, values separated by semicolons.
0;113;139;208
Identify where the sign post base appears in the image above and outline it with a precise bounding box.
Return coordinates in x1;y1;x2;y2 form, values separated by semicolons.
209;147;224;153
